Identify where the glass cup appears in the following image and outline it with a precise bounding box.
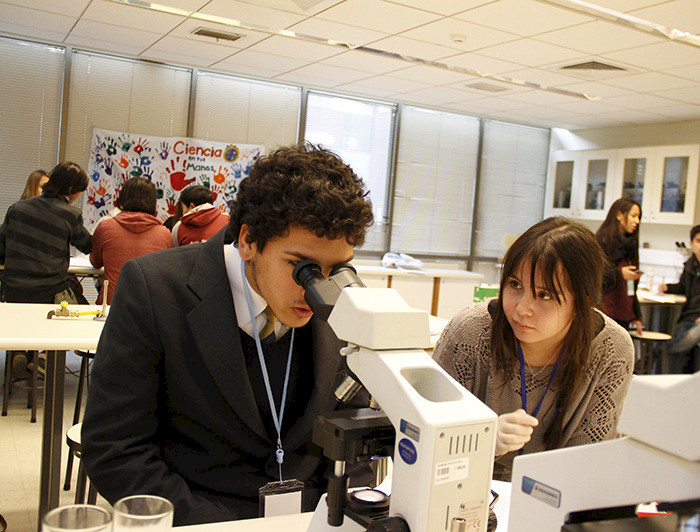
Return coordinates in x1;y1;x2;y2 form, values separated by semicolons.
113;495;173;531
42;505;112;532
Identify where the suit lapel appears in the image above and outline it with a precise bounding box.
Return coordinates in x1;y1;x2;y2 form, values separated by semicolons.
185;228;267;439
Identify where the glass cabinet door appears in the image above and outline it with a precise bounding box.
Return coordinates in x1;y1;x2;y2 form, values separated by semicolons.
553;159;574;209
584;158;608;210
660;155;689;213
621;156;647;205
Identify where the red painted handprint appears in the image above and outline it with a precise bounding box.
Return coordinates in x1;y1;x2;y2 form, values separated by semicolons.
165;197;177;215
133;137;149;154
166;157;195;191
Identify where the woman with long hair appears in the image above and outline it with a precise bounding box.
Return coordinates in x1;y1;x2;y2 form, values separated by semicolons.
596;198;643;333
434;217;634;481
20;169;49;200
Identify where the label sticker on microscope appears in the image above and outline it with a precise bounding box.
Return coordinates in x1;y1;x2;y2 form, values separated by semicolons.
398;438;417;465
434;458;470;485
521;476;561;508
400;419;420;442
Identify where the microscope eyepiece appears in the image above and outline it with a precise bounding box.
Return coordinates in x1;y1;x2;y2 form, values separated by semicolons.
291;259;365;321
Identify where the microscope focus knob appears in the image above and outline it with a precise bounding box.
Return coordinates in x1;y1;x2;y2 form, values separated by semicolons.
366;516;409;532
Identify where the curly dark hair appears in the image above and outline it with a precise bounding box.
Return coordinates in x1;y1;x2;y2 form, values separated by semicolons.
230;142;373;250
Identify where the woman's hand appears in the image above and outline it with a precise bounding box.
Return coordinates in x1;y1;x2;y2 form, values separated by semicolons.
621;265;642;281
495;409;538;457
658;283;668;293
631;319;643;335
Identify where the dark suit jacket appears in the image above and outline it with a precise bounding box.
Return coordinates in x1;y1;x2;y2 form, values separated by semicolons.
81;227;349;525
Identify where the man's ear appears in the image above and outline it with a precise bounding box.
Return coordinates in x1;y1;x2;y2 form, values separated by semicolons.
238;224;257;260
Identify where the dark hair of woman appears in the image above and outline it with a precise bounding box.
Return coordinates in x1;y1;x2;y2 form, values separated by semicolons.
42;162;89;198
116;177;157;215
490;217;607;448
595;197;642;263
229;141;374;250
20;170;49;200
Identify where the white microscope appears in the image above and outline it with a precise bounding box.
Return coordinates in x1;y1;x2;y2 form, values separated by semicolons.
292;260;498;532
509;372;700;531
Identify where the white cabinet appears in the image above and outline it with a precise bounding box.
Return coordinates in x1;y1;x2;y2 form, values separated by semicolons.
545;150;617;220
546;145;700;225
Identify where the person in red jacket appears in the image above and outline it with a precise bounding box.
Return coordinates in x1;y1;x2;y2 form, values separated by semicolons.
171;185;229;246
90;177;172;304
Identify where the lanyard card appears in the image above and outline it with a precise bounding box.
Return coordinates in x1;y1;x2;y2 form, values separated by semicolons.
259;479;304;518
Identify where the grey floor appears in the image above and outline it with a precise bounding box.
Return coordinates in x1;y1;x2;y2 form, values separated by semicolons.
1;351;110;532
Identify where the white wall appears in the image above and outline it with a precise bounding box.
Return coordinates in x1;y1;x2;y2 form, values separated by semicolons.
551;119;700;251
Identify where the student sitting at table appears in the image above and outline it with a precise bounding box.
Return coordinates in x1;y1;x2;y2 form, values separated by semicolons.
81;143;374;526
90;177;172;304
171;184;229;246
0;161;92;304
20;169;50;200
657;224;700;373
434;217;634;481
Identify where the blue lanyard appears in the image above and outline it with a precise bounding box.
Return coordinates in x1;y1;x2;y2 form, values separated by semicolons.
241;259;295;482
517;340;561;455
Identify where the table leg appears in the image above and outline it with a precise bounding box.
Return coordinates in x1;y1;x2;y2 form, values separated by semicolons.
38;350;66;530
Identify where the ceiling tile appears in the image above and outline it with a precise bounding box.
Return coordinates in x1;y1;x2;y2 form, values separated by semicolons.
367;35;462;61
389;64;477;85
602;71;697;92
477;38;587;69
497;88;581;106
400;17;518;53
0;2;76;37
286;17;388;46
197;0;306;29
67;34;157;57
398;86;481;105
68;19;161;50
501;67;588;88
0;21;69;43
659;86;700;105
603;41;700;72
443;52;522;75
535;20;662;56
212;61;282;79
0;0;89;18
389;0;491;17
82;0;184;33
273;70;339;88
663;63;700;82
557;80;633;99
145;34;239;64
651;103;700;121
317;0;441;34
632;0;700;33
320;50;408;74
284;62;371;84
456;0;591;37
216;49;307;73
335;81;396;98
247;34;341;61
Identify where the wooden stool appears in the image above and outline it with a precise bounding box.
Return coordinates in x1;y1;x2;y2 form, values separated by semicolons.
65;422;98;504
630;331;672;374
2;350;44;422
64;350;95;491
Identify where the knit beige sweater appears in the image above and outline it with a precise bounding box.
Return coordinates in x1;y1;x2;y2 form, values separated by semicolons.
433;302;634;481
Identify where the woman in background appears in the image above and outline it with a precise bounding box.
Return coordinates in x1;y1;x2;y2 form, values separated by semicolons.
90;177;171;304
434;217;634;481
596;198;643;333
20;169;49;200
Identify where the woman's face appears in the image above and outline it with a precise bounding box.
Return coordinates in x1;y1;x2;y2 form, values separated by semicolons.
616;204;641;234
502;259;575;356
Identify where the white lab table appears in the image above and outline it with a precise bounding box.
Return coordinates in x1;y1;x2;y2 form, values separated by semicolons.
176;481;511;531
0;303;106;528
355;266;484;320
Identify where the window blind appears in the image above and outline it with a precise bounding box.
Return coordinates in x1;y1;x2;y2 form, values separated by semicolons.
65;50;191;170
193;72;301;153
390;106;480;256
0;37;64;221
304;91;396;253
473;120;550;259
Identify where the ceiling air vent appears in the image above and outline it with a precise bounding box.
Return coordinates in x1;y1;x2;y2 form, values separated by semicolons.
192;27;245;43
465;82;508;93
560;60;626;72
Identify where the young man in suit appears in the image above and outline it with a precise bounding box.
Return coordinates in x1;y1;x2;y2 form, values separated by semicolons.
81;143;374;525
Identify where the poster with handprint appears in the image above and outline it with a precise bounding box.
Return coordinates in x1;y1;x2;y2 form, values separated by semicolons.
83;128;264;231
